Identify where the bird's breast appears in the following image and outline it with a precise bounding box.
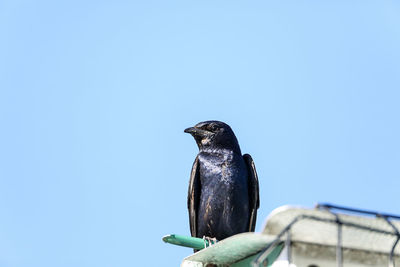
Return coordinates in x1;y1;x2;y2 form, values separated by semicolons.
197;151;246;186
196;151;250;239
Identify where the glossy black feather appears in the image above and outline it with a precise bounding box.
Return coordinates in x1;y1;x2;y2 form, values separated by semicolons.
188;156;200;237
243;153;259;232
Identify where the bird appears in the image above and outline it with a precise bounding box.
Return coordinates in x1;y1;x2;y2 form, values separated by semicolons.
184;120;259;244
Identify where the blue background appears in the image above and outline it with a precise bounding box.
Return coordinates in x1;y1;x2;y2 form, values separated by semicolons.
1;1;400;266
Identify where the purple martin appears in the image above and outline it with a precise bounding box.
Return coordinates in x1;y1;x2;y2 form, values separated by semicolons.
184;121;259;243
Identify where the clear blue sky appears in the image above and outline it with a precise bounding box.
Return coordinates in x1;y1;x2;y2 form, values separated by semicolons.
1;1;400;266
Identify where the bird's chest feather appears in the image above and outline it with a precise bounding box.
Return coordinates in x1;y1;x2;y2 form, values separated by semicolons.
196;150;249;233
197;151;242;186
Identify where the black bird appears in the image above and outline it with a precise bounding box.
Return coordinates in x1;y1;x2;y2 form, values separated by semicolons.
184;120;259;242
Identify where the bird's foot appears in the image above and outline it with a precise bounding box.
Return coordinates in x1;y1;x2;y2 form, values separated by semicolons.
202;236;217;248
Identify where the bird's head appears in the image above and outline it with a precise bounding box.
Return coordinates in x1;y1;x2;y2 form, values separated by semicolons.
184;120;241;153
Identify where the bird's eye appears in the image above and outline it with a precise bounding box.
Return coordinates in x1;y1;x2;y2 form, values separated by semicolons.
208;124;218;131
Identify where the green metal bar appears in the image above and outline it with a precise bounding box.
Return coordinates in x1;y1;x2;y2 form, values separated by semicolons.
162;234;215;250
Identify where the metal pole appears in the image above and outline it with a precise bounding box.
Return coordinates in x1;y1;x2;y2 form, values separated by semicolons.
316;203;400;220
380;216;400;267
389;237;399;267
162;234;215;250
323;207;343;267
286;230;292;264
337;220;343;267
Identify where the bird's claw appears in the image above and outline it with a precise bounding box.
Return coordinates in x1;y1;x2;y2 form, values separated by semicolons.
202;236;217;248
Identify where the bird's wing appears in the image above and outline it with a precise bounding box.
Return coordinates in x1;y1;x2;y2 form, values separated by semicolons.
243;154;260;232
188;156;201;237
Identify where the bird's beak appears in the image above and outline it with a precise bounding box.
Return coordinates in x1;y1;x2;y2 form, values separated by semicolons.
184;127;213;137
184;127;196;134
